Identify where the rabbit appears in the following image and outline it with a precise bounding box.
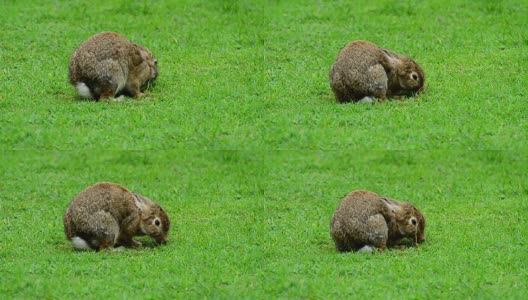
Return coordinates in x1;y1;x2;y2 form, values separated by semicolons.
329;40;425;103
68;32;159;100
63;182;170;251
330;190;426;253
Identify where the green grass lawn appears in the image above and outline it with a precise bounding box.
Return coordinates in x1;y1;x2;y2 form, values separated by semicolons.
1;0;527;298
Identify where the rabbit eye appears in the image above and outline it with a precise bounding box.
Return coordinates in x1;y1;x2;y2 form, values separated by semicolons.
155;219;161;226
154;60;158;66
411;218;417;225
412;73;418;80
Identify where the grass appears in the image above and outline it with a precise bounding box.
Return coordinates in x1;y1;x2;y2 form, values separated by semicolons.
1;0;526;150
1;151;527;298
0;0;527;298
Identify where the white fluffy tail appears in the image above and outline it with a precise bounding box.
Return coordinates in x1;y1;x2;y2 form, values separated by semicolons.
358;96;374;104
75;82;93;99
71;236;92;250
357;245;375;253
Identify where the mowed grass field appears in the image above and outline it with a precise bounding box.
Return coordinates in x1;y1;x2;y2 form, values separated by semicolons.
1;0;527;149
1;0;527;299
1;151;527;298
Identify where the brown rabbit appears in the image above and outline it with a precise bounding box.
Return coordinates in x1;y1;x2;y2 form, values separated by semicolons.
63;182;170;251
68;32;158;100
329;40;425;103
330;190;425;253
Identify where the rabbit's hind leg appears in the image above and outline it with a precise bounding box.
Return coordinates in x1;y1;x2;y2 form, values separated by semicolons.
97;81;118;100
90;211;120;251
367;64;388;100
366;213;389;250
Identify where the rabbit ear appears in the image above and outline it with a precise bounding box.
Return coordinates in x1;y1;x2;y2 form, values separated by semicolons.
132;193;148;212
381;197;401;213
381;49;402;70
131;46;145;66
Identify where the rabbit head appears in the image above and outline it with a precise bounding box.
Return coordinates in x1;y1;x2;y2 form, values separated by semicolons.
397;58;425;95
392;202;426;244
130;44;159;88
134;194;170;244
382;49;425;96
